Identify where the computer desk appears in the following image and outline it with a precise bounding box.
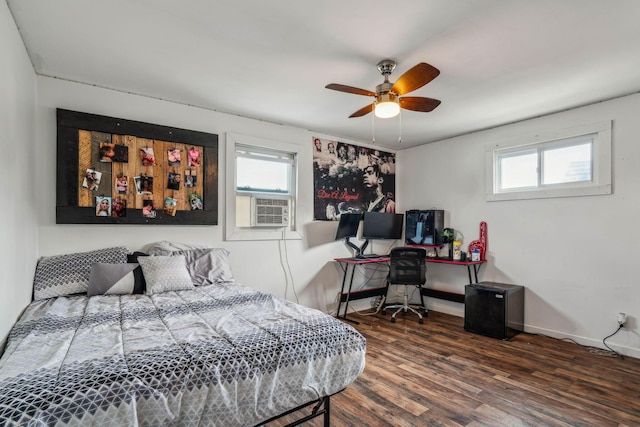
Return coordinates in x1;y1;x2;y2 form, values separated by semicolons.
334;256;486;323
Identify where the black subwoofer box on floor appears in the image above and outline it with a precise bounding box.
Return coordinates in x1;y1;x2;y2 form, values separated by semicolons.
464;282;524;340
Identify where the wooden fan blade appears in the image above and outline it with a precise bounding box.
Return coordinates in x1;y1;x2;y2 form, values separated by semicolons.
399;96;441;112
391;63;440;96
349;103;374;118
325;83;376;97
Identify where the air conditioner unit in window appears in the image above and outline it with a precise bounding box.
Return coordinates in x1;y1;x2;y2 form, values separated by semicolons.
251;196;290;227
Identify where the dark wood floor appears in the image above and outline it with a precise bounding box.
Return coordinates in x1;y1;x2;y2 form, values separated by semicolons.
272;310;640;427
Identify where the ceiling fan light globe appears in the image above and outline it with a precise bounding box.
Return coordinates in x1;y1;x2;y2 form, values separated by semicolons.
375;101;400;118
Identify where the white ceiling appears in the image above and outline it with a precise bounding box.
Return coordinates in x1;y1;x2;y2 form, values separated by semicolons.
7;0;640;150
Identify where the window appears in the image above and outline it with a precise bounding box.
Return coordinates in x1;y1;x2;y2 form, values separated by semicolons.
236;145;292;194
225;133;301;241
485;121;611;201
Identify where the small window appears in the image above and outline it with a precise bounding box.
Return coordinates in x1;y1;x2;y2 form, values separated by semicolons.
236;145;293;194
486;121;611;201
225;133;301;241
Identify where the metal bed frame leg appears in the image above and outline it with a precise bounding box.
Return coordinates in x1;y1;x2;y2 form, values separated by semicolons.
324;395;330;427
255;395;331;427
310;395;330;427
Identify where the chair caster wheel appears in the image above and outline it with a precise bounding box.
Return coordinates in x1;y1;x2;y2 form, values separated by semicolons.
390;317;396;323
419;318;424;324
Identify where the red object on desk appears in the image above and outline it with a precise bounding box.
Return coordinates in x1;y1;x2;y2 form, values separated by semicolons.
467;221;488;261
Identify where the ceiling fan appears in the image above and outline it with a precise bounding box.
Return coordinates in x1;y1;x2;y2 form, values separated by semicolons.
325;59;441;119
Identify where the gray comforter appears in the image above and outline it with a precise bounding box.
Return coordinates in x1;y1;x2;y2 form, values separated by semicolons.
0;282;366;426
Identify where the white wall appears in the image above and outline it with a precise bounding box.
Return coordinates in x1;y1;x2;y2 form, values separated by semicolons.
0;2;38;345
398;93;640;358
35;76;375;315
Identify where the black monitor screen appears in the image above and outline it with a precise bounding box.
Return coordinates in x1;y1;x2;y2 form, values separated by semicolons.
335;213;362;240
362;212;404;240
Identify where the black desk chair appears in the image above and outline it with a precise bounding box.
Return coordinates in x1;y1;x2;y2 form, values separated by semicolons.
382;247;427;324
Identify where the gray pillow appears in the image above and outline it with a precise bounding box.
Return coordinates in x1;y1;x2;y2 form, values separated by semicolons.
33;246;129;300
88;263;143;296
138;255;194;295
147;242;234;286
172;248;233;286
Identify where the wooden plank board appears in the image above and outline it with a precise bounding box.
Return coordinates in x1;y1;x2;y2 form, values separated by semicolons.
109;137;207;212
77;130;93;207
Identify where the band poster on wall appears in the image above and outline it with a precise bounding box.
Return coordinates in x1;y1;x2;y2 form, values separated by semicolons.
313;137;396;220
56;109;218;225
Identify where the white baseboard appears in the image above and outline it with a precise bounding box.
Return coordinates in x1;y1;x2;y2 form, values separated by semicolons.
426;300;464;317
344;298;639;360
524;325;640;360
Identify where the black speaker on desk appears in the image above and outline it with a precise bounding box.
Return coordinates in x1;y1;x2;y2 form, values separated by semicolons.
405;209;444;246
464;282;524;340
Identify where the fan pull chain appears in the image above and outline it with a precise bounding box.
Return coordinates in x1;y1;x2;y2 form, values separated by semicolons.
371;102;376;144
398;108;403;144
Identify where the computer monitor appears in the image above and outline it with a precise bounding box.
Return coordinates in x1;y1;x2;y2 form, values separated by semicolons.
362;212;404;240
334;213;362;240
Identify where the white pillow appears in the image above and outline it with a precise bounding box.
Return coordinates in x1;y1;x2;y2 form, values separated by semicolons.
137;255;194;295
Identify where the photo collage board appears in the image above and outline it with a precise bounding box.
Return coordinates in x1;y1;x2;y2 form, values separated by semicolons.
78;131;205;219
57;109;218;225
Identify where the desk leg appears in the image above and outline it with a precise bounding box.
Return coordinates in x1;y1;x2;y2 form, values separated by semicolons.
342;265;360;324
336;264;360;325
335;264;348;321
469;264;482;283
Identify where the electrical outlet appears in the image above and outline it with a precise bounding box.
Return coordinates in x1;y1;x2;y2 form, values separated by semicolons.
617;312;627;326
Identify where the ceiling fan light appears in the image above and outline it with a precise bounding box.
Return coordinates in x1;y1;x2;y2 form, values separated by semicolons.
374;93;400;118
375;101;400;118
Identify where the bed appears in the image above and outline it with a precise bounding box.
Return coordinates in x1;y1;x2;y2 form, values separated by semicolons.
0;243;366;426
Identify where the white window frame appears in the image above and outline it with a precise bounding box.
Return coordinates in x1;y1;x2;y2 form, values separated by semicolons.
485;120;612;201
225;133;302;241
